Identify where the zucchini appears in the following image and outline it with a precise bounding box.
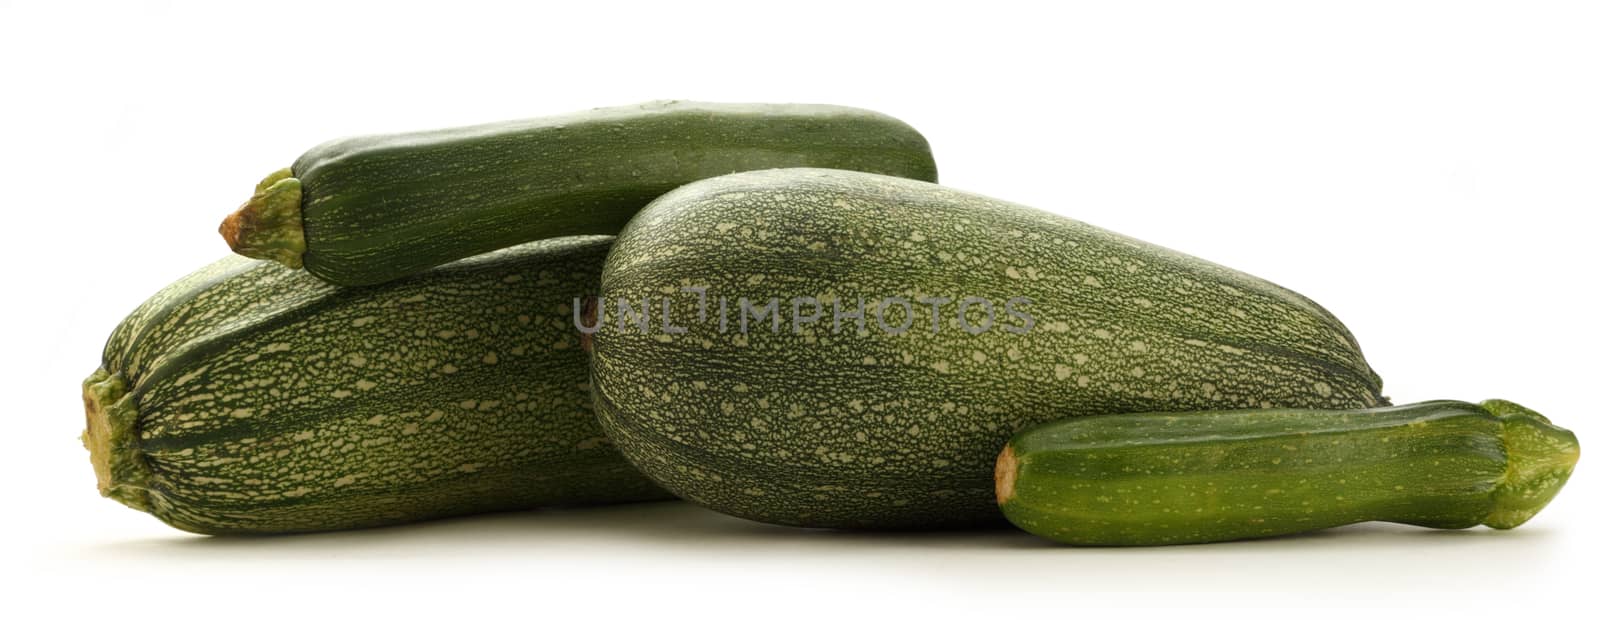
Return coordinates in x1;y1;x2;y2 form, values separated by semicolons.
220;101;938;286
588;168;1387;529
83;237;670;535
996;400;1579;545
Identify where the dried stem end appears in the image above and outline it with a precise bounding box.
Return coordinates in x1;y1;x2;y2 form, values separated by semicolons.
82;368;153;513
220;167;306;269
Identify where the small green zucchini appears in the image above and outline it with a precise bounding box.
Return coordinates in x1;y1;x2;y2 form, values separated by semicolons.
996;400;1579;546
84;236;670;535
220;101;938;286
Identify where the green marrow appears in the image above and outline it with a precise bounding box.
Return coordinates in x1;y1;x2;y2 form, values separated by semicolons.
220;101;938;286
996;400;1579;546
83;237;670;535
588;168;1387;529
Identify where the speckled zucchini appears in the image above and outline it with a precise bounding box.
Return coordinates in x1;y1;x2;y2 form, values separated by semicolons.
588;168;1388;529
996;400;1580;546
83;237;670;535
220;100;938;286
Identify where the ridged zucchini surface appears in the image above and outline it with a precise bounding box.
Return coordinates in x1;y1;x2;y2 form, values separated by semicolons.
83;237;669;534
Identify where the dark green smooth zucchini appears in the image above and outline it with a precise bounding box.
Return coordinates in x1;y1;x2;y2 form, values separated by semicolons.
83;237;670;534
996;400;1579;546
220;101;938;286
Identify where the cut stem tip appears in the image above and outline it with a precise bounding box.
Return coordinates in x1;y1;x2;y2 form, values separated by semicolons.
220;167;306;270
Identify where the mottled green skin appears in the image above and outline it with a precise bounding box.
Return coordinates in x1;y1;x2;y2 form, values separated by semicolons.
590;168;1387;529
91;237;669;534
1000;400;1580;546
285;101;937;285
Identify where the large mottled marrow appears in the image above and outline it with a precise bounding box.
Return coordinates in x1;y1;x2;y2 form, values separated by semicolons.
588;169;1388;529
83;237;670;534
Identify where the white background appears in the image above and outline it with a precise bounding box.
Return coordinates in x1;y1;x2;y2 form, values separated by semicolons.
3;0;1596;616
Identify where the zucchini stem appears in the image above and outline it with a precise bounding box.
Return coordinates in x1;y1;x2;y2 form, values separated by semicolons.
1483;399;1580;529
82;368;154;513
994;445;1018;505
219;168;306;269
